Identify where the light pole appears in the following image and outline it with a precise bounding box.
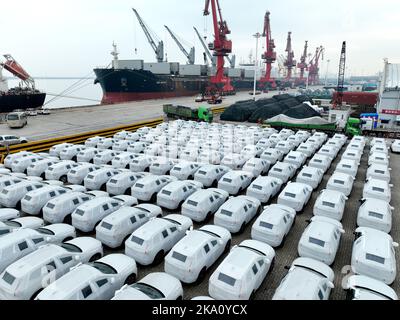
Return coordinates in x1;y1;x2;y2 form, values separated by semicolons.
324;59;330;87
253;32;261;100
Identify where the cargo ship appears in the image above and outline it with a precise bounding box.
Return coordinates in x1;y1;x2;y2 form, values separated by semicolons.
0;54;46;113
94;44;255;104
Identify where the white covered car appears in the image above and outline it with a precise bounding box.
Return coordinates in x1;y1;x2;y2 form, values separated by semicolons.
268;162;296;184
218;170;253;195
157;180;203;210
106;172;146;196
164;225;231;284
298;216;345;265
220;153;246;170
67;163;100;185
313;189;347;221
362;178;392;202
194;165;230;187
84;168;121;191
131;175;177;202
209;240;275;300
242;158;270;176
260;148;284;164
125;214;192;265
251;204;296;247
246;176;283;203
343;275;398;300
326;172;355;197
366;163;391;182
214;195;261;233
357;198;393;233
308;154;332;173
169;162;201;180
0;217;44;237
277;182;313;212
283;151;307;170
390;140;400;153
21;185;68;215
351;227;398;285
368;152;389;167
45;160;79;182
335;159;359;178
0;180;44;208
295;166;324;189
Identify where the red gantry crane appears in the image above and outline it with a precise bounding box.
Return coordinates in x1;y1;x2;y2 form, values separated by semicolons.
0;54;36;89
283;32;296;87
308;45;324;85
258;11;277;91
203;0;235;95
295;41;308;86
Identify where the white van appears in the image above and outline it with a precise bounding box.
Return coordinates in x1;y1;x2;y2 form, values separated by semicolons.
6;112;27;128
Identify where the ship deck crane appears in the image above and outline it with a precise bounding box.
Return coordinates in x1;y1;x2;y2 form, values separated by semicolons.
132;8;164;62
203;0;234;95
0;54;35;89
295;41;308;86
194;26;216;67
308;45;324;85
333;41;346;108
283;31;296;87
164;25;195;65
259;11;277;91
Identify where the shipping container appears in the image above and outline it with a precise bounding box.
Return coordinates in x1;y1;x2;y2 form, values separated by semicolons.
144;62;171;75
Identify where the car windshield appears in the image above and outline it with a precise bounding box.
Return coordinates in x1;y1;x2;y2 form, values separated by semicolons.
3;221;21;228
187;200;198;207
131;235;144;245
302;173;312;178
309;237;325;247
75;209;85;216
220;209;233;217
135;183;144;189
131;283;165;299
161;190;171;196
333;179;344;185
91;261;117;274
284;192;296;198
197;170;206;175
368;211;384;219
260;221;273;229
37;228;55;235
2;272;16;285
273;168;282;172
223;178;232;183
366;253;385;264
101;221;113;230
172;251;187;263
343;164;351;168
372;187;384;193
322;201;335;208
61;243;82;253
218;273;236;286
252;184;262;190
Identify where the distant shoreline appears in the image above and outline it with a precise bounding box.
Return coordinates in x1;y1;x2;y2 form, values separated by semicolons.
5;77;96;80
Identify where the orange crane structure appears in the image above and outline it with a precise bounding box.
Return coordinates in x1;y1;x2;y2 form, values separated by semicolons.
295;41;308;86
308;45;324;85
203;0;235;95
258;11;277;91
282;32;296;87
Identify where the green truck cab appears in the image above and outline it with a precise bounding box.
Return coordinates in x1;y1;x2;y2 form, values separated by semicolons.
345;117;362;136
163;104;213;122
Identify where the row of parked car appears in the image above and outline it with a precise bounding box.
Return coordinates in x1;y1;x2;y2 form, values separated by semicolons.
0;121;398;300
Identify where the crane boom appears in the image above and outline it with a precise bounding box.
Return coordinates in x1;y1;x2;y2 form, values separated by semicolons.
259;10;277;90
284;31;296;82
0;54;35;89
164;25;195;64
193;26;216;67
308;45;324;85
335;41;346;107
132;8;164;62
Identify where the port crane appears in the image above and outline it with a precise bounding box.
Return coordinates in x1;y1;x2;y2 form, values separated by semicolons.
0;54;35;89
194;26;216;67
132;8;164;62
203;0;235;95
258;11;277;91
164;25;195;65
333;41;346;107
283;32;296;87
295;41;308;86
308;45;324;85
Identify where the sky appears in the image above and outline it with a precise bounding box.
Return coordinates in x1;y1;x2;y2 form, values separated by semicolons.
1;0;400;78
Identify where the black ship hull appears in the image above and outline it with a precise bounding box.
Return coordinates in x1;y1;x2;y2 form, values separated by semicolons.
94;68;254;104
0;91;46;113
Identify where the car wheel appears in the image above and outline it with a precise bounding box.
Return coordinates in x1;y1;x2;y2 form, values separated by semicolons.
270;257;275;271
205;211;213;222
224;239;231;253
124;273;137;285
239;222;246;234
249;290;256;300
278;235;286;249
178;200;184;208
30;289;43;300
196;267;207;283
21;140;28;144
100;183;107;191
63;236;73;242
72;156;77;162
60;175;67;184
188;175;193;180
89;253;102;262
212;180;218;187
153;250;165;265
176;296;183;301
63;214;72;224
124;188;131;195
150;193;157;203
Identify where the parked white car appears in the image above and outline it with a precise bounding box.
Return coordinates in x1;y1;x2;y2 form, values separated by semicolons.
313;189;347;221
0;180;44;208
240;145;263;160
112;140;133;152
357;198;393;233
370;144;388;156
182;188;229;222
125;132;142;142
125;214;192;265
390;140;400;153
342;149;363;163
335;159;359;178
179;148;199;162
91;149;118;165
49;143;73;157
21;185;68;215
277;182;313;212
97;138;118;150
275;141;295;155
220;153;246;170
197;149;222;165
347;141;365;153
283;151;307;170
43;191;94;224
0;237;103;300
131;175;176;202
366;163;391;182
331;133;347;147
157;180;203;210
268;162;296;184
317;145;338;160
106;172;146;196
36;254;137;300
0;175;23;190
96;204;162;248
84;136;104;148
326;172;355;196
71;197;122;232
260;148;284;164
35;223;76;243
251;204;296;247
84;167;121;191
242;158;270;176
343;275;398;300
76;147;100;163
10;154;43;173
295;166;324;190
209;239;275;300
214;195;261;233
149;157;176;175
112;272;183;300
165;224;231;284
217;171;252;195
0;217;44;237
0;208;20;222
194;164;230;187
298;216;344;265
272;257;335;300
351;227;398;285
246;176;283;203
111;152;138;169
370;137;387;147
127;141;149;154
309;154;332;173
45;160;79;182
287;135;303;148
129;155;155;172
67;163;100;185
169;161;200;180
60;145;86;161
362;178;392;203
297;142;317;158
27;158;59;178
